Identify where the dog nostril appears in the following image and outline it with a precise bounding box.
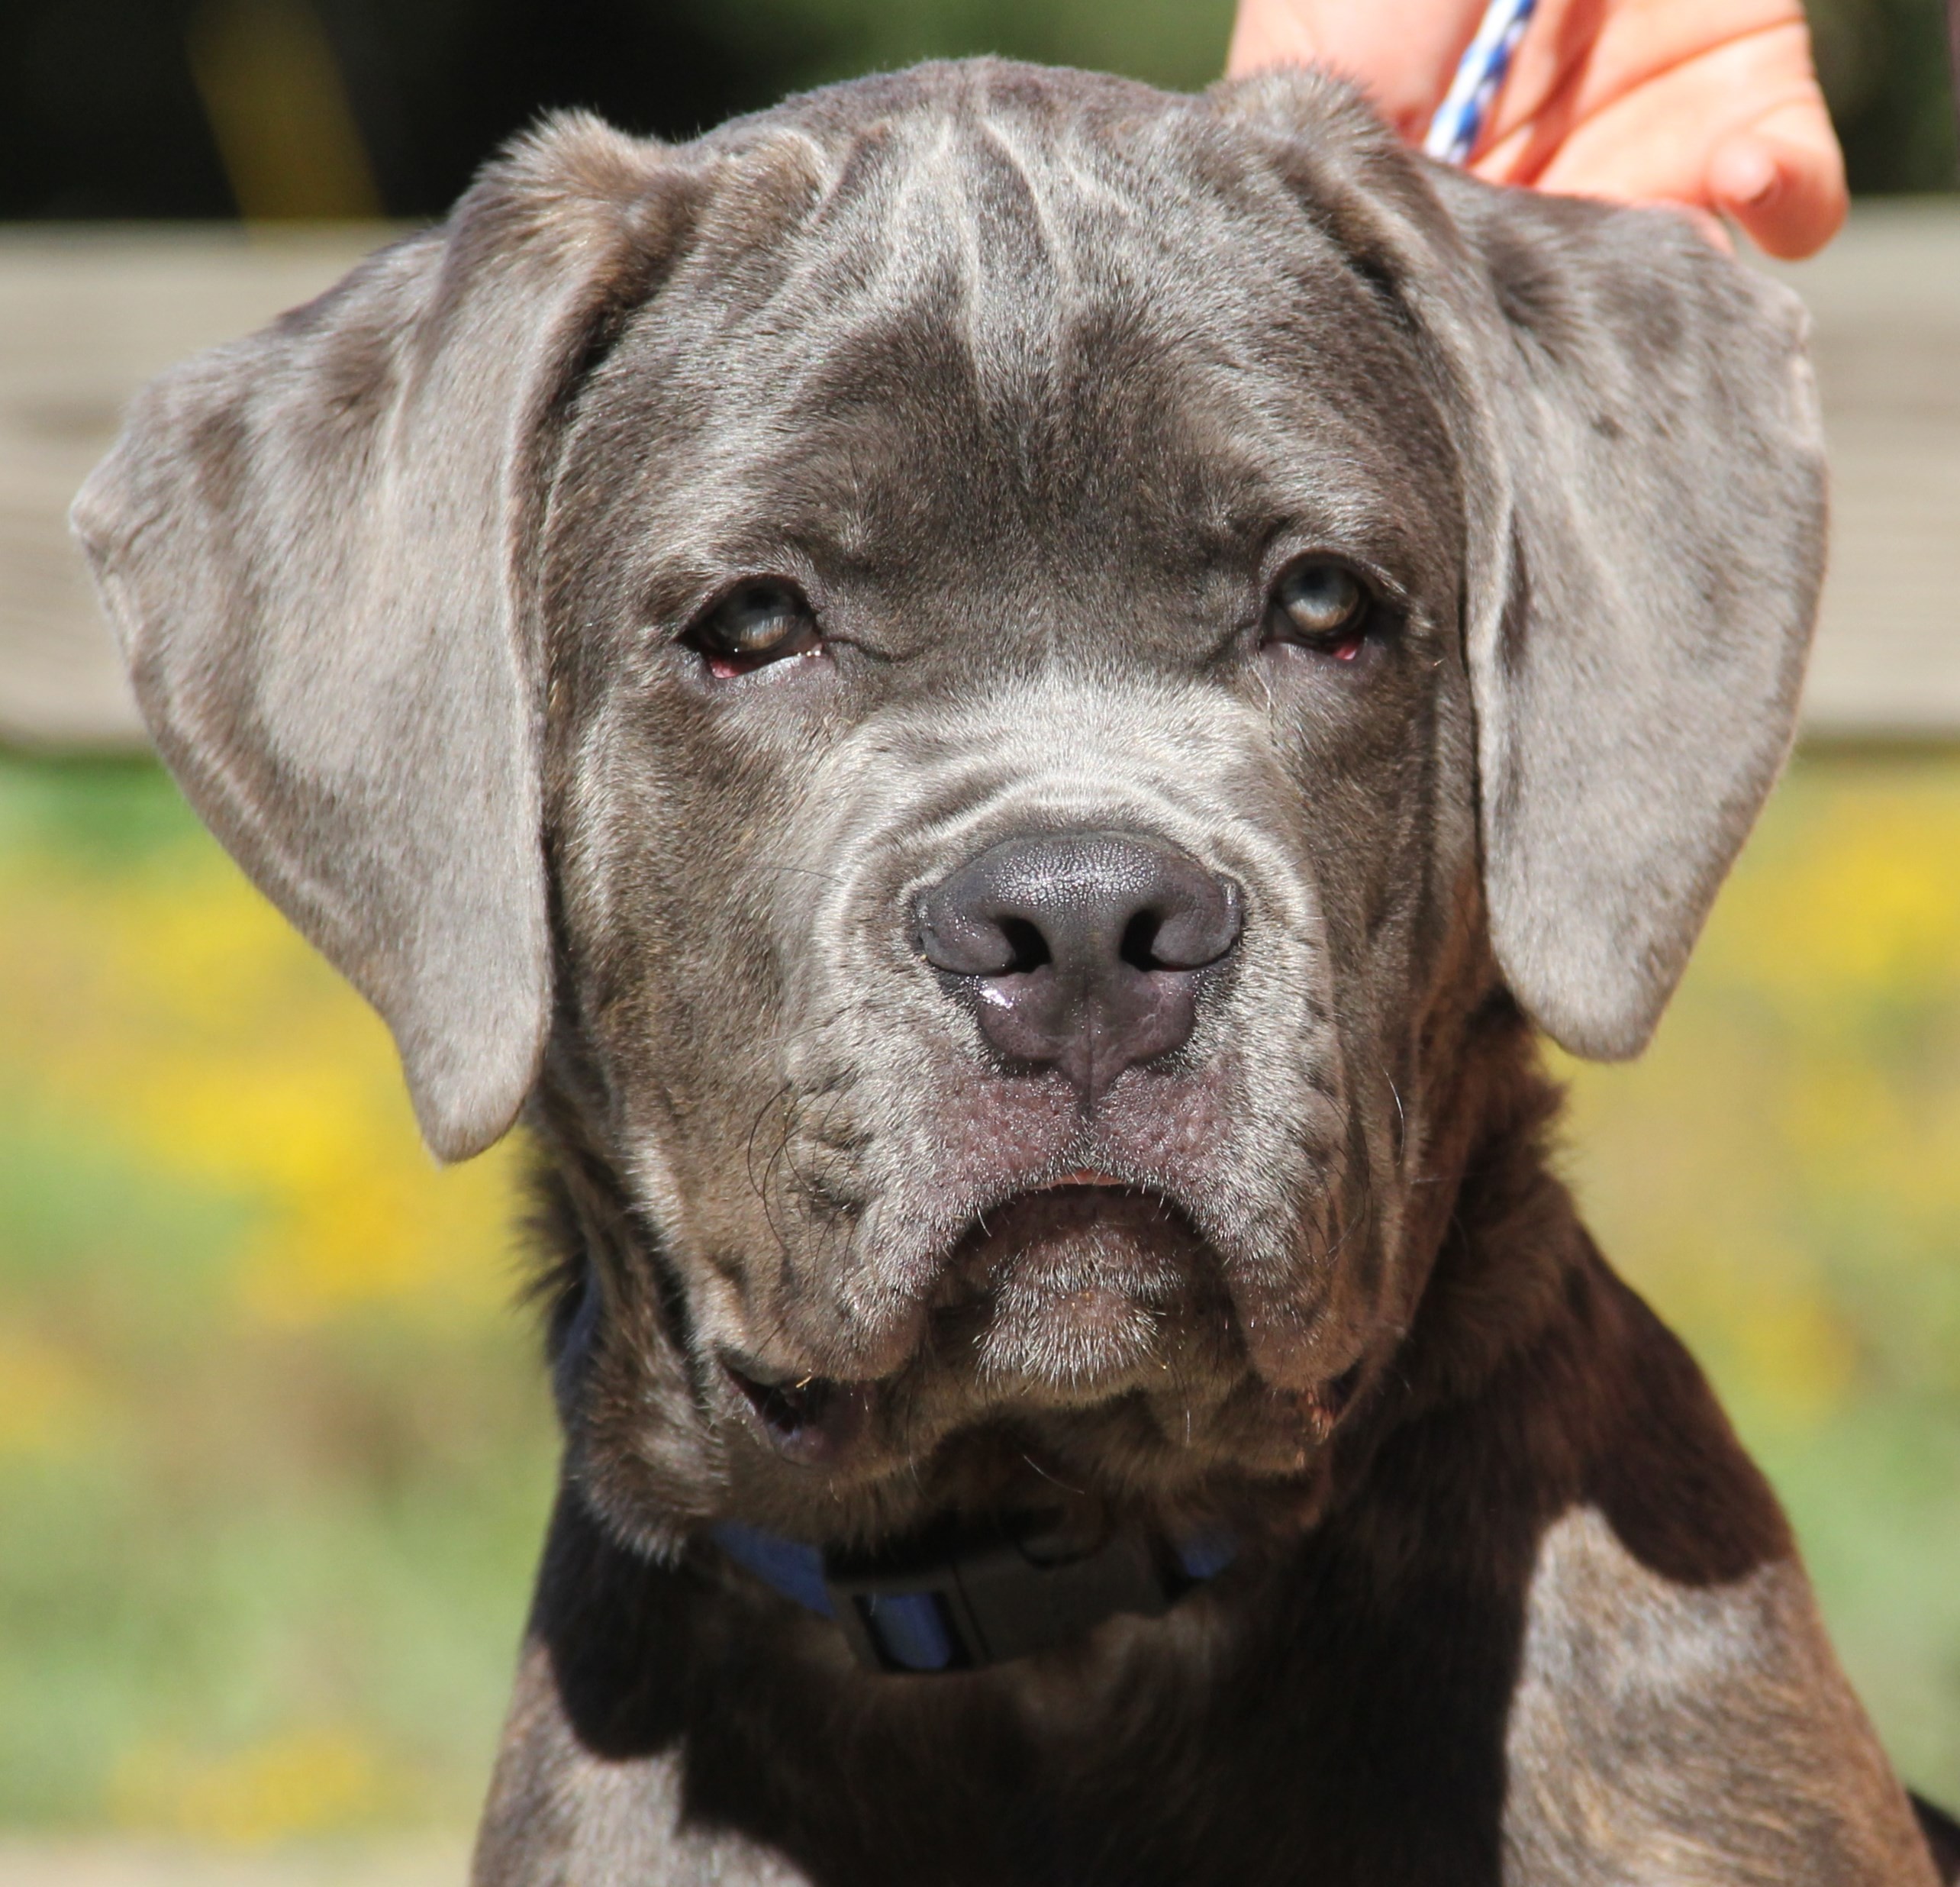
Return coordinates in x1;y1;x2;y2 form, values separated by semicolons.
917;831;1240;1100
1152;879;1242;973
998;916;1051;975
1118;909;1162;973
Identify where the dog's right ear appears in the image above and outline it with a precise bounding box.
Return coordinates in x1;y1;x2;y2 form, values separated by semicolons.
73;117;698;1161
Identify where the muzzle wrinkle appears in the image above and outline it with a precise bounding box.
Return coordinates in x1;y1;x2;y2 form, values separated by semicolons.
716;661;1361;1427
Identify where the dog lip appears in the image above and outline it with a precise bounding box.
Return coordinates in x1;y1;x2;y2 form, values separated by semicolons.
958;1172;1187;1240
956;1173;1198;1263
953;1173;1185;1243
1012;1173;1186;1216
722;1358;875;1467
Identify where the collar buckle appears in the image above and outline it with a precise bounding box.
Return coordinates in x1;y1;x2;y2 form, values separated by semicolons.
823;1518;1181;1674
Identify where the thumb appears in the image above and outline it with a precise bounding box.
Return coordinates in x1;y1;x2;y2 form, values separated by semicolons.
1707;114;1847;260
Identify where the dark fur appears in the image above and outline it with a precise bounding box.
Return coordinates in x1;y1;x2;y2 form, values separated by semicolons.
76;58;1949;1885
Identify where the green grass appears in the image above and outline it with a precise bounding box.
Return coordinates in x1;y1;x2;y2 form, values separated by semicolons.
1;747;1956;1833
0;753;553;1834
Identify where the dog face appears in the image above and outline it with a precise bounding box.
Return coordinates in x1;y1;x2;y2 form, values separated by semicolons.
75;63;1823;1545
541;102;1480;1523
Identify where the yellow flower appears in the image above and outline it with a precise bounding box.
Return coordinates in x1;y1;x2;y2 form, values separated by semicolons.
1;831;523;1327
110;1727;398;1844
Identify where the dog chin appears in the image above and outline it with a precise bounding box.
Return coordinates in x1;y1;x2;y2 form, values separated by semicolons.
932;1182;1220;1403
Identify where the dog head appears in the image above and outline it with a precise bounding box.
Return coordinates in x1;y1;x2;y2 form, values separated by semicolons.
76;62;1821;1546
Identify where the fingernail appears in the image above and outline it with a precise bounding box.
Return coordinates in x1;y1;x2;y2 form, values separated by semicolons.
1726;147;1778;207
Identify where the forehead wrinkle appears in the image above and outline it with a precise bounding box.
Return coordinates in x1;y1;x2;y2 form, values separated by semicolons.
720;102;1307;444
968;114;1072;292
615;85;1461;606
713;131;1002;423
782;113;1053;340
910;120;1071;415
698;79;1422;395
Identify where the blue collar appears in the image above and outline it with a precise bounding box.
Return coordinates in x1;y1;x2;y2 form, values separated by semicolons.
713;1515;1236;1674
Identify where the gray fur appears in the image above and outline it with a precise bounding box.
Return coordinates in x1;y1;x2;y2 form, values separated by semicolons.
76;59;1940;1887
69;122;696;1157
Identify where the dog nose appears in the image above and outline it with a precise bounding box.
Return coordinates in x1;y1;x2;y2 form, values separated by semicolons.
915;831;1241;1104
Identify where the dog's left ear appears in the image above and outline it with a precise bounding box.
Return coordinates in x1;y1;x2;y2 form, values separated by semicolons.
1425;170;1826;1059
1220;71;1824;1059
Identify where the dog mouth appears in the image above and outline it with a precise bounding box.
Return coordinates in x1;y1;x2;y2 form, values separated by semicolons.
957;1172;1198;1263
724;1177;1223;1467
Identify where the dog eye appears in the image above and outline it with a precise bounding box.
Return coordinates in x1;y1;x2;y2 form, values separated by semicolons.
686;581;822;679
1267;562;1371;660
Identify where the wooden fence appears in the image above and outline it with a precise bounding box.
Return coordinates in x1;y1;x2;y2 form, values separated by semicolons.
2;205;1955;748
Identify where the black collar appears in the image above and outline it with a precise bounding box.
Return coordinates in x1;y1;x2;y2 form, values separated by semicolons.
713;1512;1236;1673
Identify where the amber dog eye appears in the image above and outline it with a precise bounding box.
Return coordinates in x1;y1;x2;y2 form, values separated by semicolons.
1266;562;1372;660
686;581;822;679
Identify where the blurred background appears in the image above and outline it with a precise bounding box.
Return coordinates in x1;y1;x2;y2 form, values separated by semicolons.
1;0;1957;1878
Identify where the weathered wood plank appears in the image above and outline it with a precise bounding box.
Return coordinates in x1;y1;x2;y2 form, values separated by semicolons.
1765;202;1960;742
0;225;398;749
2;206;1955;748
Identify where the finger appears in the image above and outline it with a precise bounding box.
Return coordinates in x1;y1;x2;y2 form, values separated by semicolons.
1224;0;1330;83
1515;26;1829;205
1707;115;1847;259
1224;0;1487;139
1656;202;1736;252
1478;9;1821;191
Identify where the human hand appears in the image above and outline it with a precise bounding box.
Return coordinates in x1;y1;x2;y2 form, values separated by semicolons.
1225;0;1846;258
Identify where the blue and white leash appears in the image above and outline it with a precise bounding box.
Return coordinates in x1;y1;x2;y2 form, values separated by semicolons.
1422;0;1539;166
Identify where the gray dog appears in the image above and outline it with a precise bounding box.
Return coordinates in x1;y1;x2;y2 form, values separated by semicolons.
76;57;1958;1887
